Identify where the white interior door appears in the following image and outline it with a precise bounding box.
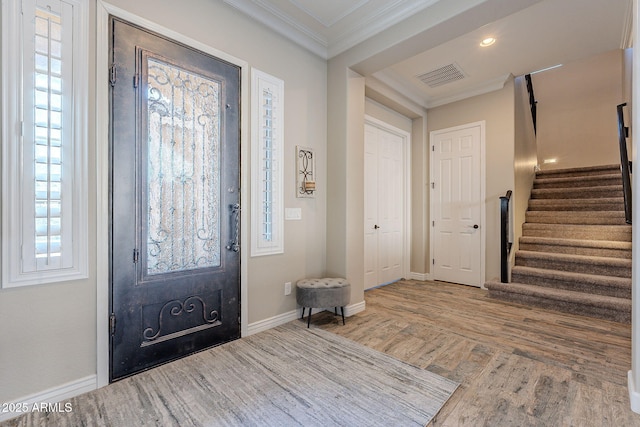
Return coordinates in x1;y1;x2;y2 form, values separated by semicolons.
431;122;484;287
364;120;407;290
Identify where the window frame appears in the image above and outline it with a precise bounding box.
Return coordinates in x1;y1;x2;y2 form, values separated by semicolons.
2;0;88;287
250;68;284;257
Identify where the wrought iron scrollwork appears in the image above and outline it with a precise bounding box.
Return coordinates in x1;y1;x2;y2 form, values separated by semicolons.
142;296;219;342
146;57;221;275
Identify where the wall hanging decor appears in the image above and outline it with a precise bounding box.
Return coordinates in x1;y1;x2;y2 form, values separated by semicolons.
296;146;315;198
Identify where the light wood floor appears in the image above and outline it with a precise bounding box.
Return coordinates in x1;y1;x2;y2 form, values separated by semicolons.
311;279;640;426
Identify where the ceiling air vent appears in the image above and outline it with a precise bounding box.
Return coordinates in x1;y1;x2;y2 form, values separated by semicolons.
416;63;465;88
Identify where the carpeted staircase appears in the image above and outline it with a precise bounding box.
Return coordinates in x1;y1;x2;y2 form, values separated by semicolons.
486;164;632;323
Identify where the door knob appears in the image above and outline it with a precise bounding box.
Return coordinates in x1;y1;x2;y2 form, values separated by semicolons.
473;224;479;229
374;224;380;229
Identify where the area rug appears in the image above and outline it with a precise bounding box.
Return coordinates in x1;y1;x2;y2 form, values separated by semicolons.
3;322;458;426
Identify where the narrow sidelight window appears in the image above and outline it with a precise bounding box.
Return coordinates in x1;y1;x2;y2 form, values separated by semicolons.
2;0;88;287
251;69;284;256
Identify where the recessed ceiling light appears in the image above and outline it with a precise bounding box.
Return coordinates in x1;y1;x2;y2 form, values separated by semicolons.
480;37;496;47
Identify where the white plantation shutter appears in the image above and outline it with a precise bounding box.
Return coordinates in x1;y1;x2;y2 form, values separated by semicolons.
251;69;284;256
2;0;88;287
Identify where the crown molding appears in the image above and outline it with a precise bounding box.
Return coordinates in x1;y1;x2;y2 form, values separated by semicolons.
327;0;439;58
223;0;440;59
223;0;328;58
373;70;512;109
371;70;429;109
426;73;512;108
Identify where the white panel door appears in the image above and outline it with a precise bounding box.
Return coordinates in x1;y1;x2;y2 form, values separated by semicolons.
364;125;379;290
364;122;405;290
431;123;483;287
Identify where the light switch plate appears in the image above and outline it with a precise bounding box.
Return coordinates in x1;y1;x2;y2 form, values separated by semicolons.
285;208;302;220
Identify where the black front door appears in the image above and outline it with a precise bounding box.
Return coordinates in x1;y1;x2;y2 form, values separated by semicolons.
109;18;241;381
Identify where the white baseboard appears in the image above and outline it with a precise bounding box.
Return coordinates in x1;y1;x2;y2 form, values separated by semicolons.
628;370;640;413
344;300;366;316
0;375;97;422
246;309;300;336
409;272;431;281
246;301;367;336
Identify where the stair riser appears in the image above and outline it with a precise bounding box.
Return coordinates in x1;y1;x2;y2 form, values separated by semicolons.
534;177;622;189
531;189;623;199
517;242;631;259
525;212;626;225
522;225;631;242
510;272;631;298
488;290;630;323
515;256;631;278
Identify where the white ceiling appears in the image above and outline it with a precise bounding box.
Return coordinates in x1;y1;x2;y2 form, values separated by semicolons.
225;0;632;109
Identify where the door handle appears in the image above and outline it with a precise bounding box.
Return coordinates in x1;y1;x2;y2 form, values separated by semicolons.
469;224;479;229
374;224;380;229
226;203;241;252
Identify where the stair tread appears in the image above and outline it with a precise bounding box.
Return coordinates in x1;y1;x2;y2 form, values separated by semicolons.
526;210;623;216
516;250;632;266
523;223;631;231
534;173;621;184
485;281;631;309
519;236;632;250
511;266;631;286
529;197;624;204
531;185;622;193
535;164;620;177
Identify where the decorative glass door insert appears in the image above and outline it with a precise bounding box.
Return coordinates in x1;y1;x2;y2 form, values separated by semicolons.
145;56;222;275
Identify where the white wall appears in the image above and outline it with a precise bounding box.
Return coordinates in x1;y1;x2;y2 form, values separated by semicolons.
0;0;327;405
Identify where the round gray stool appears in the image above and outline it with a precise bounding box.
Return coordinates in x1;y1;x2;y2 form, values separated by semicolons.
296;278;351;327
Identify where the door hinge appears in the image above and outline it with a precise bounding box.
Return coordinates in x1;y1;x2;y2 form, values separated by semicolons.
133;249;139;263
133;73;139;88
432;259;435;265
109;64;117;87
110;313;116;335
432;145;435;152
431;182;435;189
432;220;435;227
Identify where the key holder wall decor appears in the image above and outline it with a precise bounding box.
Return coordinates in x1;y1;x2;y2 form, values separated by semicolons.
296;146;315;198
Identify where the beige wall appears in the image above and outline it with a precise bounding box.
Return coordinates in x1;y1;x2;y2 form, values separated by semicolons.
534;49;624;170
427;78;516;282
365;98;413;132
0;0;327;403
